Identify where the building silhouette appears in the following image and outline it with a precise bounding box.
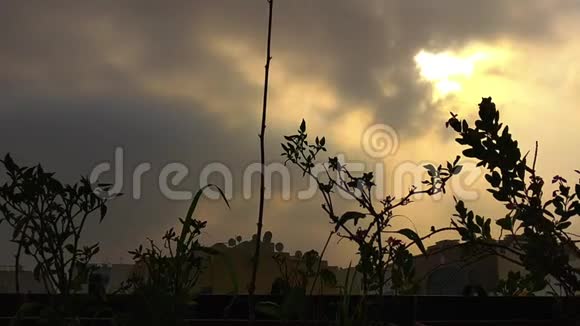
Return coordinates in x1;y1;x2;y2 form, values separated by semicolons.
0;233;577;296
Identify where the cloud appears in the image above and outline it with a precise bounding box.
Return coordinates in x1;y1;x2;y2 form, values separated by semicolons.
3;0;574;131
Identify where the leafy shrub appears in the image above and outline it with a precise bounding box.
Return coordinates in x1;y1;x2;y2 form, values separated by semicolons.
496;271;542;296
282;120;461;295
272;249;336;293
122;185;228;325
127;218;210;301
0;154;115;296
446;97;580;295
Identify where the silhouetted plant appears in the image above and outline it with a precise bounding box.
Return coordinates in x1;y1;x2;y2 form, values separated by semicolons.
446;97;580;295
282;121;461;295
0;154;115;297
123;185;228;325
273;250;315;290
272;249;336;294
336;262;366;326
260;249;337;320
127;221;208;300
318;269;338;294
496;271;540;296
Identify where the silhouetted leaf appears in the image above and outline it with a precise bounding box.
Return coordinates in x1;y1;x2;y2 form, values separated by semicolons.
424;164;437;177
557;221;571;230
397;228;426;255
462;148;478;158
476;215;484;227
452;165;463;175
99;205;107;222
65;244;75;254
483;219;491;238
335;211;366;231
2;153;17;172
496;217;512;231
33;264;42;282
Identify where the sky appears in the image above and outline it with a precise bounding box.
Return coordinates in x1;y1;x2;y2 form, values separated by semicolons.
1;0;580;268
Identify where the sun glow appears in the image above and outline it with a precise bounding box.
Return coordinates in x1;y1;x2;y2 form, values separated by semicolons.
414;49;487;99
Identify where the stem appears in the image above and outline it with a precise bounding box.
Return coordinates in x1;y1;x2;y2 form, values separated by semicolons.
309;231;334;296
65;208;95;296
249;0;274;321
532;141;538;172
14;243;22;294
375;218;385;295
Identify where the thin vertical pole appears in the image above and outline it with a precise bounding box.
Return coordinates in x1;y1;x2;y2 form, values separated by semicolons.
248;0;274;321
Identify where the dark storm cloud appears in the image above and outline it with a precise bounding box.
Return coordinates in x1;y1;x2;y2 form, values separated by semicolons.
1;0;573;129
0;93;259;263
1;0;578;264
